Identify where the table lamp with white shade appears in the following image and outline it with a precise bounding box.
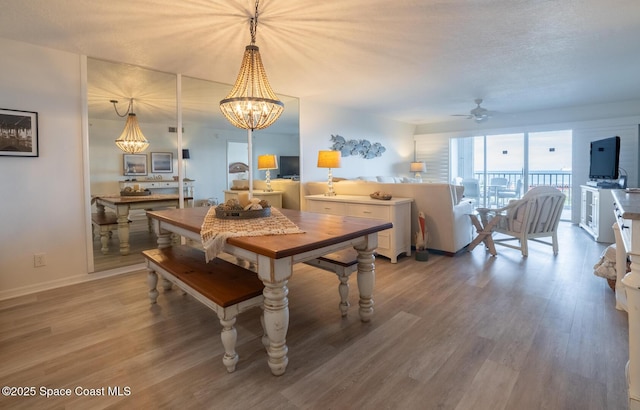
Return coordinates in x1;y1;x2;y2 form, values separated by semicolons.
257;154;278;192
410;161;426;182
317;150;341;196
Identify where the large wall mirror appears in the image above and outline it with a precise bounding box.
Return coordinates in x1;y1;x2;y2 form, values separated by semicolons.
87;58;300;273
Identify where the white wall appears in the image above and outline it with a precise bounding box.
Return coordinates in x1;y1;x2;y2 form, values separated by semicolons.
299;99;416;182
0;38;89;298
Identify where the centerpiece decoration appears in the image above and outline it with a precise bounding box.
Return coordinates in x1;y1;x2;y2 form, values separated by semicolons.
120;186;151;196
215;197;271;220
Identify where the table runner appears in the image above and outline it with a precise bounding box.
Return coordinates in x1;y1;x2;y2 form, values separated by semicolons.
200;207;305;261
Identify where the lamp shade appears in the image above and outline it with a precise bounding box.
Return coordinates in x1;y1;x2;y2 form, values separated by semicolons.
410;161;426;173
317;150;341;169
257;154;278;170
182;149;190;159
115;113;149;154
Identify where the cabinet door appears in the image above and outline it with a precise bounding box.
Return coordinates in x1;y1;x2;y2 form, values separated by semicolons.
580;190;587;225
592;192;599;232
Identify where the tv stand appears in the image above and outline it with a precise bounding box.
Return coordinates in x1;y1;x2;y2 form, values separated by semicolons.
579;185;615;243
586;180;620;189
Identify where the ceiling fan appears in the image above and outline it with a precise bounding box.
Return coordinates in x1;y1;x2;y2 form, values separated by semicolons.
452;99;495;123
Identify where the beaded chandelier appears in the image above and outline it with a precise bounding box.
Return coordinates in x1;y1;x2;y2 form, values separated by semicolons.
220;0;284;131
112;98;149;154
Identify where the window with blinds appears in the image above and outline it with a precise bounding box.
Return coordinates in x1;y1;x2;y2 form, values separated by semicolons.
414;134;450;183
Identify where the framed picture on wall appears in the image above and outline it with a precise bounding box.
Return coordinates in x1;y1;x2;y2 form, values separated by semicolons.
0;108;38;157
151;152;173;173
123;154;147;176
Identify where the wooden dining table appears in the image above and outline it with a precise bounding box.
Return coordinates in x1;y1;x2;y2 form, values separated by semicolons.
145;206;392;376
94;194;191;255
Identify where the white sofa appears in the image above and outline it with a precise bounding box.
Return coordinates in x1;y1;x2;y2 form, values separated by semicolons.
303;180;473;255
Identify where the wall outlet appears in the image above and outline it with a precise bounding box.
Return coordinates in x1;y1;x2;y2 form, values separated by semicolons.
33;253;46;267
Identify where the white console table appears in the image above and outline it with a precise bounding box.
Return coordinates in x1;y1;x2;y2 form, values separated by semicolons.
224;190;283;209
120;179;195;197
612;189;640;409
305;194;412;263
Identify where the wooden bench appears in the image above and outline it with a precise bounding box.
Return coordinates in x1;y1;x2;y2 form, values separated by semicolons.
305;248;359;317
91;212;120;254
142;245;265;373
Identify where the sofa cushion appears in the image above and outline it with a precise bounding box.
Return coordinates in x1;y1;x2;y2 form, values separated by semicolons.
376;176;396;183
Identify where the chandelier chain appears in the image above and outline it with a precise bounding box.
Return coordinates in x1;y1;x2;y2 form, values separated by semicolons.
112;98;133;118
250;0;259;44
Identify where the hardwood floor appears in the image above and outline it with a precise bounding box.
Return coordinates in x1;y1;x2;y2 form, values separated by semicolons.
0;222;629;409
92;220;158;272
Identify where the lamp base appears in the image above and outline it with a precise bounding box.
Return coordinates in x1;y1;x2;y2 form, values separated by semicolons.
264;170;273;192
324;191;337;196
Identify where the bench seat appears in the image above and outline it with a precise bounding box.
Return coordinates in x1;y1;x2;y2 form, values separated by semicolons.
91;212;120;254
305;248;359;316
142;245;265;372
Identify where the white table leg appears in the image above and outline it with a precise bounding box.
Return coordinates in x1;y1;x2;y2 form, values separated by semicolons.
116;205;130;255
147;268;158;304
262;280;289;376
154;219;173;249
355;247;376;322
219;316;239;373
337;272;350;317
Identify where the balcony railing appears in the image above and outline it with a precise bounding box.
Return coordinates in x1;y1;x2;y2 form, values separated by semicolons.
471;170;572;208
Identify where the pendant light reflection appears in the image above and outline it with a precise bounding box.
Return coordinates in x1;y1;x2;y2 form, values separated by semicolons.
112;98;149;154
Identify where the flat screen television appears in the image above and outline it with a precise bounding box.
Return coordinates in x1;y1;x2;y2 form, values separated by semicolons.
589;136;620;180
279;155;299;178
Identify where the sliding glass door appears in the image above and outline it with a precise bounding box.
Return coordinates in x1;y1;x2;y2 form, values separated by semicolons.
452;130;572;218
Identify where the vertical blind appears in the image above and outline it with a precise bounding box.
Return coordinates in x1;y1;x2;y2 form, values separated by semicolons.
414;134;450;183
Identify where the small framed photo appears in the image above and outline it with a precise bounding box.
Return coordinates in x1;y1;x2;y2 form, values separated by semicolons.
151;152;173;173
123;154;147;176
0;108;38;157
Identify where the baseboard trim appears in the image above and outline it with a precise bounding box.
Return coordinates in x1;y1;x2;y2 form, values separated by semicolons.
0;263;146;301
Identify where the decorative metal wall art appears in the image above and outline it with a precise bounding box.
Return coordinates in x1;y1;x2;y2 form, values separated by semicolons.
330;134;386;159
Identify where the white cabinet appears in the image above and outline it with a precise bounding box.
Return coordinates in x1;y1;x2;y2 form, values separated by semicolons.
579;185;615;243
224;190;283;208
119;179;195;197
305;194;412;263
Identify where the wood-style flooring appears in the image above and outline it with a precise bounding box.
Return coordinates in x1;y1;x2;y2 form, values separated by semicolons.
92;219;158;272
0;222;629;409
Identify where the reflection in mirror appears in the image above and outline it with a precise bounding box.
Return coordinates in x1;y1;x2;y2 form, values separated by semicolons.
86;64;300;273
181;76;301;210
87;58;177;272
227;142;249;190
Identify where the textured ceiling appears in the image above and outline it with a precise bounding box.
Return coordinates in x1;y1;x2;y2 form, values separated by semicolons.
2;0;640;125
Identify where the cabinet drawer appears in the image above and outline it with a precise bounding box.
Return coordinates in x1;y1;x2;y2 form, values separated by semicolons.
346;203;389;220
307;201;347;215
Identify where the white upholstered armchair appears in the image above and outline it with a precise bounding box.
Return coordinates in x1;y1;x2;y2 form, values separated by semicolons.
476;186;566;257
